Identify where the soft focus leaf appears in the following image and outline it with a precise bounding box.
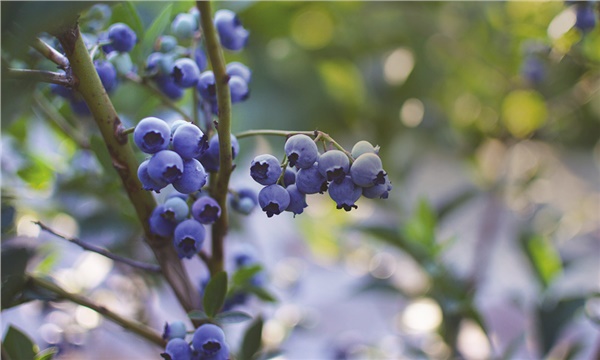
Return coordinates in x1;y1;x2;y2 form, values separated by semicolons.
246;286;277;303
1;247;34;310
139;4;172;61
214;310;252;324
501;89;547;138
232;265;263;288
35;346;58;360
3;326;38;360
522;233;562;288
537;298;586;356
203;271;228;318
239;316;263;360
188;310;209;321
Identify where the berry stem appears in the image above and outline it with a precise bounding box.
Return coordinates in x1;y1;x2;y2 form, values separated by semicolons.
7;68;75;87
31;37;69;69
198;0;233;276
27;274;166;347
56;23;201;314
35;221;162;273
235;129;315;139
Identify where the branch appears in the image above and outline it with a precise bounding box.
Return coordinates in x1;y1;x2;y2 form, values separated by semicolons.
7;68;74;87
35;221;161;273
31;37;69;69
198;0;233;276
27;275;166;347
55;23;201;314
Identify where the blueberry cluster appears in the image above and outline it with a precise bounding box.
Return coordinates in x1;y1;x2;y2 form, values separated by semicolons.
161;323;229;360
250;135;392;217
573;2;597;33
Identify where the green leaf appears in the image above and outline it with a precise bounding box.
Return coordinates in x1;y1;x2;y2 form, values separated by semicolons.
232;265;263;288
139;4;173;61
403;198;437;250
3;325;38;360
35;346;58;360
537;297;585;356
16;157;54;191
246;286;277;303
522;233;562;288
188;310;209;321
239;316;263;360
214;311;252;324
203;271;228;318
1;247;34;310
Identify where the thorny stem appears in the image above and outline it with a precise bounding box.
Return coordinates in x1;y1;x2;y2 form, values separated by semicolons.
198;0;232;276
7;68;75;87
35;221;161;273
31;37;69;68
27;275;166;347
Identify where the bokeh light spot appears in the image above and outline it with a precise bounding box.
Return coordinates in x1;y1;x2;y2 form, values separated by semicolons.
401;98;425;128
291;9;334;50
384;48;414;85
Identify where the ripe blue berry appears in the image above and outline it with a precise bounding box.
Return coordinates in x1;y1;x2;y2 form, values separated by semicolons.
107;23;137;52
214;10;249;51
191;196;221;225
195;47;208;71
172;58;200;88
229;188;258;215
192;324;228;359
98;31;115;54
284;134;319;169
575;4;596;33
162;338;192;360
318;150;350;184
229;76;249;103
149;205;178;237
296;163;328;194
164;197;190;222
69;98;91;116
170;120;189;137
362;175;392;199
283;168;296;187
156;35;178;53
173;219;205;259
251;154;282;185
172;123;208;159
156;75;184;100
138;159;168;192
198;134;240;172
148;150;184;183
226;62;252;83
147;52;174;76
351;140;379;159
171;13;198;39
94;60;117;93
285;184;308;216
259;184;290;217
521;57;545;85
50;83;73;99
328;176;362;211
172;158;207;194
163;321;187;340
197;71;217;102
350;153;386;187
134;117;171;154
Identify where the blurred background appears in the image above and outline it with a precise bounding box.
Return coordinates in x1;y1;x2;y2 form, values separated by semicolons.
2;1;599;359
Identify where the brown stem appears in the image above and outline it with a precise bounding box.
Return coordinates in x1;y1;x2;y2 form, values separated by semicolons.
7;68;75;87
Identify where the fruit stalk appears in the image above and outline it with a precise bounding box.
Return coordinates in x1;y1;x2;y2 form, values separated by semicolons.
55;23;201;313
197;0;232;276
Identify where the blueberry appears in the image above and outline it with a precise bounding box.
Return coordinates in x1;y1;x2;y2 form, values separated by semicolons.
156;75;184;100
107;51;133;76
147;52;175;76
197;71;217;102
229;75;249;103
285;184;308;216
98;31;115;54
226;62;252;83
157;35;178;53
283;168;296;187
107;22;137;52
170;120;189;137
575;4;596;33
222;292;249;311
138;159;168;192
192;324;228;359
284;134;319;169
195;47;208;71
172;123;208;159
229;188;258;215
198;133;240;172
258;184;290;217
328;176;362;211
172;58;201;88
171;13;198;39
50;83;74;99
350;153;386;187
191;196;221;224
69;98;91;116
134;117;171;154
164;197;190;222
351;140;379;159
172;158;207;194
173;219;205;259
296;163;328;194
250;154;282;185
318;150;350;184
162;338;192;360
362;174;392;199
214;9;249;51
163;321;187;340
93;59;117;93
521;57;544;85
149;205;178;237
148;150;184;183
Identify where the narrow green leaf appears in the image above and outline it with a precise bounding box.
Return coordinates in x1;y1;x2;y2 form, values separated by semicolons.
523;234;562;288
203;271;228;318
214;311;252;324
239;316;263;360
121;2;144;42
140;4;173;60
1;247;34;310
188;310;209;321
247;286;277;303
232;265;263;287
35;346;58;360
3;326;38;360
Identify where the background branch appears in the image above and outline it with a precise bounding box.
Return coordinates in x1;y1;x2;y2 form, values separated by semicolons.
7;68;74;87
31;37;69;68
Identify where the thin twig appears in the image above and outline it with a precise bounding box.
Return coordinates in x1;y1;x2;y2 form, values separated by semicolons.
35;221;162;273
27;275;166;347
7;68;74;87
33;91;90;149
31;37;69;69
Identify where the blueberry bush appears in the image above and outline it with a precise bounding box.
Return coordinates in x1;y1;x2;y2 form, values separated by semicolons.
1;2;599;359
